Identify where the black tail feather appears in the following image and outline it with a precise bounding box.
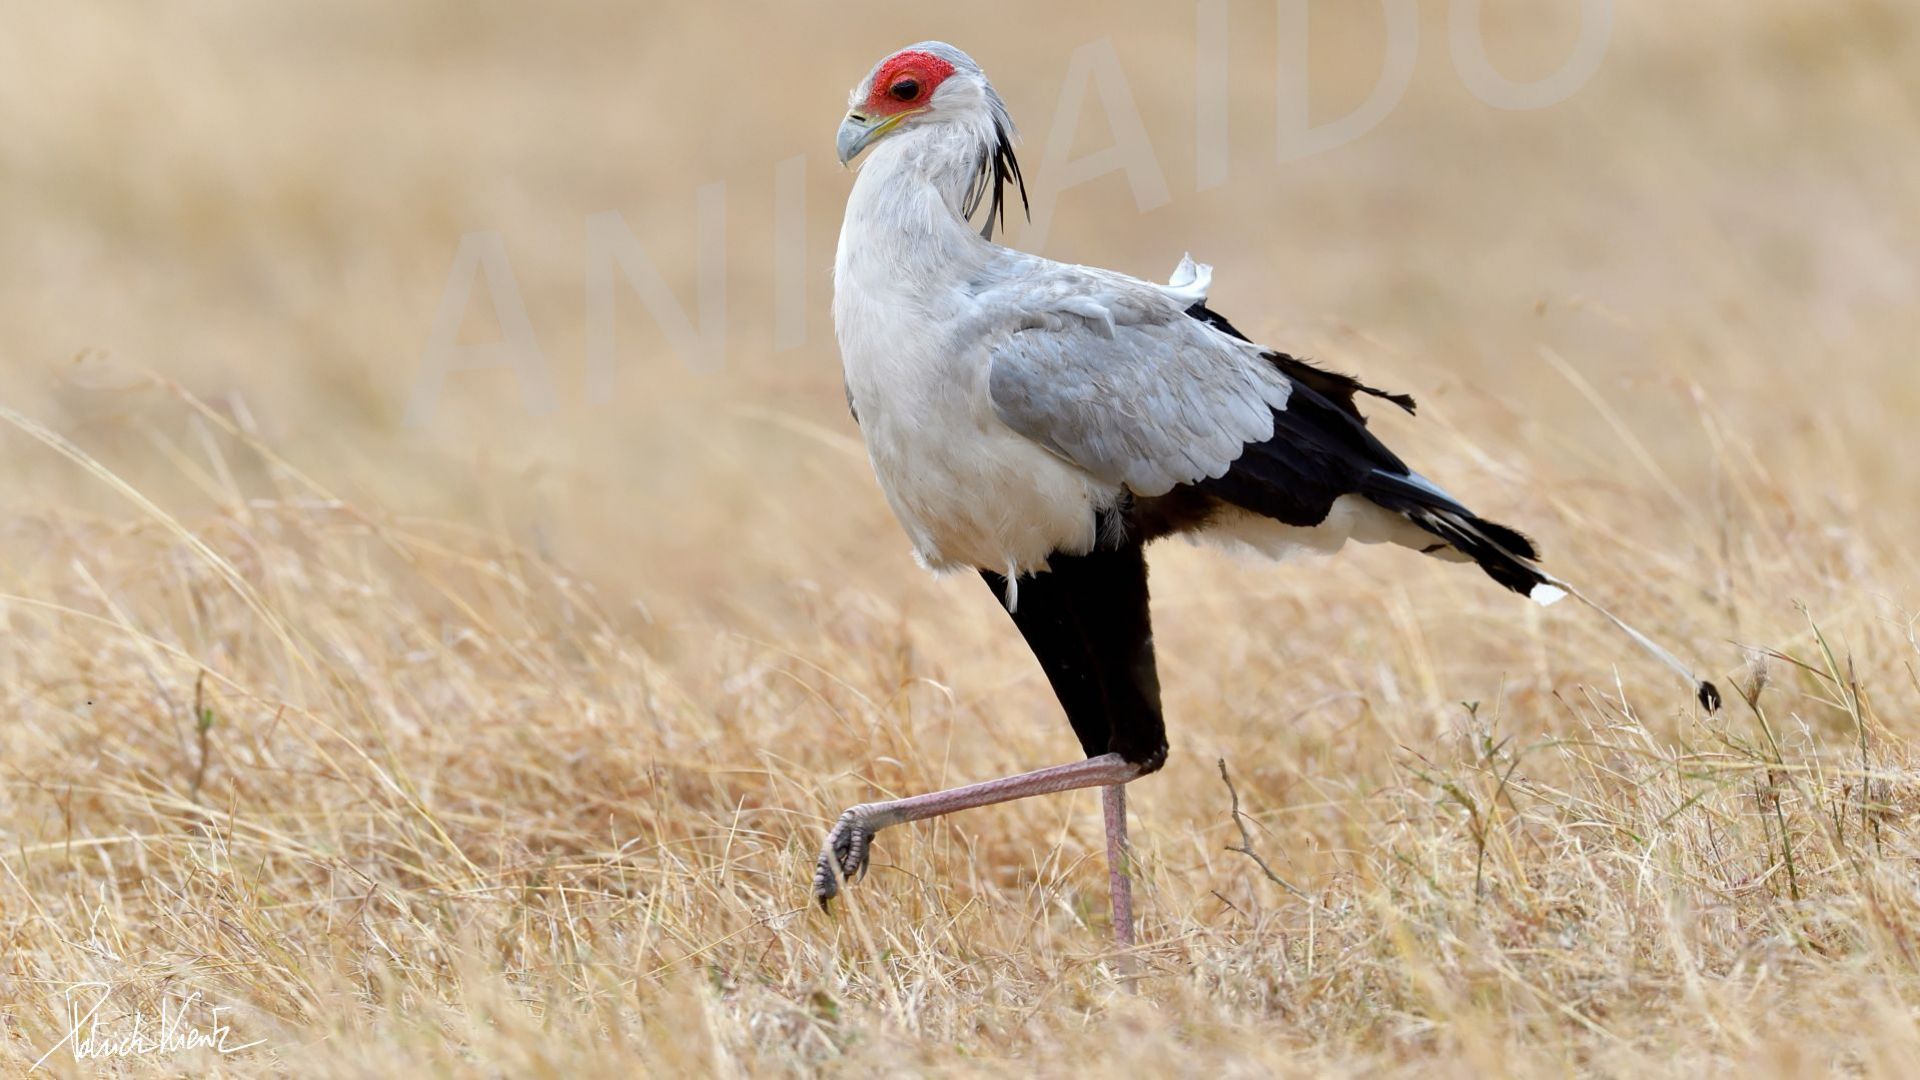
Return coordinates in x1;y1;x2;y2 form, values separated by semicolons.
1175;296;1719;712
1362;472;1722;712
1360;472;1545;598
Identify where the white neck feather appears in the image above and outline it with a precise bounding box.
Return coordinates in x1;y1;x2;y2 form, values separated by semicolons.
836;123;997;299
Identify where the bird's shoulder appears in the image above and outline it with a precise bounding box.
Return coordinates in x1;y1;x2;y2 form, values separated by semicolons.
967;251;1218;342
974;254;1295;496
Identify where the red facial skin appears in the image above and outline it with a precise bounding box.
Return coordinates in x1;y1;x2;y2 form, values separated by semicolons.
861;50;957;116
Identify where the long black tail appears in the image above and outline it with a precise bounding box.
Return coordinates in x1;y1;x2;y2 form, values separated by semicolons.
1363;471;1722;713
1363;471;1549;598
1181;296;1719;712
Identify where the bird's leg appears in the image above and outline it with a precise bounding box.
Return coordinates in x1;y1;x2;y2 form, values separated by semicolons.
976;546;1162;962
1102;783;1135;953
814;752;1142;906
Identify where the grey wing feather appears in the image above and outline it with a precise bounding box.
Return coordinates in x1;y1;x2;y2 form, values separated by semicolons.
987;311;1293;496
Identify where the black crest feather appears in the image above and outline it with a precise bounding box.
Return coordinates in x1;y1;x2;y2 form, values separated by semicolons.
964;118;1028;240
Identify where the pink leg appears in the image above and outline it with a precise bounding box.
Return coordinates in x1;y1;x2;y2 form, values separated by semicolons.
814;752;1142;906
1103;783;1135;953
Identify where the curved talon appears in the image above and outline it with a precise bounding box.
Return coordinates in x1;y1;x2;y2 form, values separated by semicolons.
813;809;876;908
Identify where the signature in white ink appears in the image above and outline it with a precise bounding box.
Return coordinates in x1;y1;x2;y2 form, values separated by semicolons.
32;982;266;1070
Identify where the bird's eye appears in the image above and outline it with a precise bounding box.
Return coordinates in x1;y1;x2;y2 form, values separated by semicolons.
889;78;920;101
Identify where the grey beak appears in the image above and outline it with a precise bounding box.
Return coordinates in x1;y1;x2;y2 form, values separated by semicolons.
836;112;885;166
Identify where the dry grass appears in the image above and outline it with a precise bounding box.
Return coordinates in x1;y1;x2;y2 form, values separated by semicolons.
4;1;1920;1075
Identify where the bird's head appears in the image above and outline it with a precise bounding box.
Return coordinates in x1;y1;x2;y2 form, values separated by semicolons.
837;41;1027;238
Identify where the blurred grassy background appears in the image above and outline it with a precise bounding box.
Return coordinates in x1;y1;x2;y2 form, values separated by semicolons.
3;1;1919;1075
6;0;1914;614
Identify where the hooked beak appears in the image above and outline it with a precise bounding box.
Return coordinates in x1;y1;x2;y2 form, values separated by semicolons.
835;110;915;166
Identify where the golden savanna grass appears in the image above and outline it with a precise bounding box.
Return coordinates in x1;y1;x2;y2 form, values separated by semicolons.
3;1;1919;1075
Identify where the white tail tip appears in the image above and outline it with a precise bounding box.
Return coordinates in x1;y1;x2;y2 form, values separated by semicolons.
1529;582;1569;607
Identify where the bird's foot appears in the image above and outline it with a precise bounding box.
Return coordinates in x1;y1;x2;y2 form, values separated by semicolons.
813;808;877;908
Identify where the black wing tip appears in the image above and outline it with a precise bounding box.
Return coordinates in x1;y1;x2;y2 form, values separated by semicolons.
1698;680;1722;713
1179;307;1419;418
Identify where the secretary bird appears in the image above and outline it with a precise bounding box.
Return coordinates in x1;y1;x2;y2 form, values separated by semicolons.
816;41;1719;949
